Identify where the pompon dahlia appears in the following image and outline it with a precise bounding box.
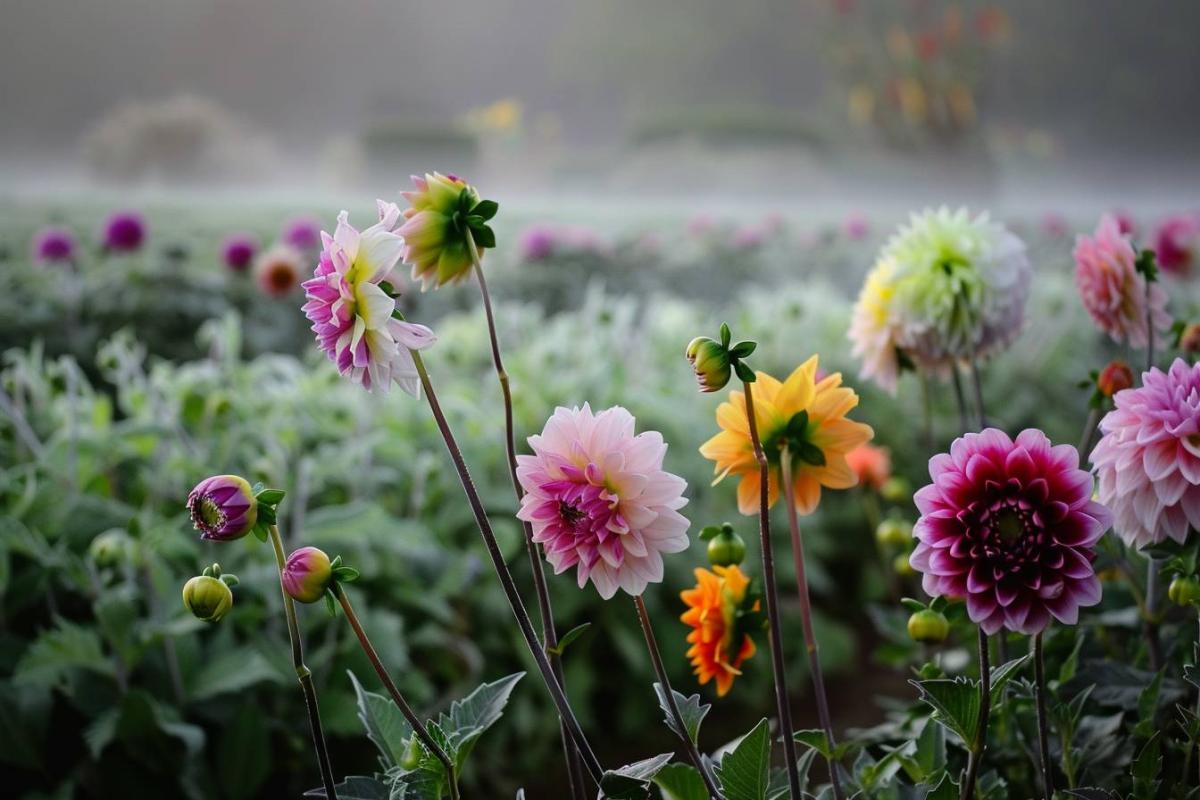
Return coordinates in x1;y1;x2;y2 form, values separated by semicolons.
1073;214;1170;348
221;234;258;272
515;404;690;599
1092;359;1200;548
849;207;1031;392
301;204;436;395
399;172;495;290
102;211;147;253
910;429;1111;634
700;356;874;515
680;564;759;697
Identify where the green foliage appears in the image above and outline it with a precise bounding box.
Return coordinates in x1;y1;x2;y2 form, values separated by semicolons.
653;683;710;746
715;718;771;800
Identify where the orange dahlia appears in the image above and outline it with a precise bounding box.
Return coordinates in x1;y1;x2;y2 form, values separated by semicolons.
680;564;759;696
699;355;874;516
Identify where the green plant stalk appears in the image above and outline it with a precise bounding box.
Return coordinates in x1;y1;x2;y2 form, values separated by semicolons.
919;370;935;453
951;364;970;433
268;525;338;800
779;448;845;800
633;595;723;800
333;583;459;800
1033;633;1054;800
969;358;987;430
466;232;586;800
741;379;803;800
1077;406;1101;462
410;350;605;787
1145;559;1164;670
959;627;990;800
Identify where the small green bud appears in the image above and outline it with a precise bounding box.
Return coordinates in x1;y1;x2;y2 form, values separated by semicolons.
875;518;913;548
907;609;949;644
893;553;916;578
706;528;747;567
879;476;912;503
1169;575;1200;606
400;733;423;770
89;529;132;567
685;336;731;393
182;575;234;622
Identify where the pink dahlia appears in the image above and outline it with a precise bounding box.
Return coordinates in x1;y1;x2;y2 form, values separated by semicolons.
1151;213;1200;276
910;428;1111;634
282;216;322;251
516;404;691;599
1092;359;1200;548
221;234;258;272
301;204;435;395
1073;214;1170;348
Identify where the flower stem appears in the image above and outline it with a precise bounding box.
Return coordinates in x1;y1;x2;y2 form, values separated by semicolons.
919;370;935;453
741;379;803;800
1146;280;1155;374
633;596;723;799
959;627;990;800
1077;407;1101;463
410;350;605;787
1033;632;1054;800
951;365;970;433
333;584;459;800
779;448;844;800
466;234;586;800
1145;558;1164;670
268;525;338;800
968;359;987;430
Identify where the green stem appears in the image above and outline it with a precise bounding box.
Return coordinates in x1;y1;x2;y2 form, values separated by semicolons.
1077;407;1101;463
919;370;935;453
410;351;605;787
968;359;987;430
959;628;990;800
951;365;971;433
333;584;459;800
1033;633;1054;800
1145;558;1164;670
779;448;844;800
742;380;803;800
268;525;338;800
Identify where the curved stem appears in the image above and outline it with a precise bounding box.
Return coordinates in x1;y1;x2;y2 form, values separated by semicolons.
466;233;586;800
959;628;990;800
634;596;723;799
741;380;803;799
268;525;338;800
1033;633;1054;800
410;350;605;787
779;448;844;800
951;365;970;433
1146;280;1155;374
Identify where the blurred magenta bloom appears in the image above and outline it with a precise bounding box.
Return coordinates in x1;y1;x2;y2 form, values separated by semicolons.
281;547;333;604
843;213;870;241
1073;214;1169;347
32;226;75;264
282;216;322;251
1041;212;1068;238
1110;209;1136;236
301;204;435;394
731;224;765;250
910;429;1110;634
687;214;716;238
1151;213;1200;275
516;404;690;599
1093;359;1200;548
187;475;258;542
221;234;258;272
254;244;304;297
516;224;558;262
102;211;146;253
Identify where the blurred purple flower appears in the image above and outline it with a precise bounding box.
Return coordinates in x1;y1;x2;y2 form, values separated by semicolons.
32;226;75;264
843;213;870;241
731;224;765;250
1041;212;1068;238
221;234;259;272
282;216;322;251
102;211;146;253
1151;213;1200;276
517;224;558;262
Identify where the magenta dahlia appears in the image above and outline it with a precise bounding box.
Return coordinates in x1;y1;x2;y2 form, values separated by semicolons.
1092;358;1200;548
516;404;691;599
910;428;1111;634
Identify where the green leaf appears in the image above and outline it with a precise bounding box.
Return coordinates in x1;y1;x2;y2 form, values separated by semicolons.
438;672;524;770
989;654;1032;705
259;504;277;525
698;525;723;541
349;671;413;769
13;618;116;689
252;521;269;543
188;650;282;701
925;771;960;800
218;702;271;800
900;597;927;613
256;488;286;505
1059;632;1085;685
796;442;825;467
912;677;980;747
653;683;711;746
716;718;771;800
471;199;499;220
303;776;390;799
784;410;809;439
914;717;946;778
729;341;757;359
653;763;710;800
719;322;732;348
792;729;832;758
547;622;591;656
734;361;756;384
1063;790;1120;800
599;753;675;799
472;225;496;249
1134;669;1164;738
334;566;361;583
1131;731;1162;800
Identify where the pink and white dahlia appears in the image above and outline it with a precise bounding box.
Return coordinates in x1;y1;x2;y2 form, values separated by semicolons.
1151;213;1200;276
301;204;435;395
1092;359;1200;548
910;428;1111;634
1073;214;1170;348
516;404;691;599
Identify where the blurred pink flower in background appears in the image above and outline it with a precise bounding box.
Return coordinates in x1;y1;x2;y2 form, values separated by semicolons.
515;223;608;262
1109;209;1136;237
517;224;558;262
221;234;258;272
282;216;322;251
32;226;75;264
255;244;304;297
731;224;765;250
1041;212;1068;238
101;211;146;253
843;213;870;241
1073;214;1169;347
687;214;716;238
1151;213;1200;275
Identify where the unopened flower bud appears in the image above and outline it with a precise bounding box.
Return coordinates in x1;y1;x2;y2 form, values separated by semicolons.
282;546;334;603
182;575;234;622
1181;323;1200;354
187;475;258;541
90;530;132;567
880;476;912;503
1097;360;1134;398
907;608;949;643
706;527;747;567
893;553;916;577
1169;576;1200;606
685;337;731;393
876;518;913;548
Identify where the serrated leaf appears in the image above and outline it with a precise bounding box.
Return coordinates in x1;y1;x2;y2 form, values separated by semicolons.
13;618;116;689
716;718;771;800
303;776;390;799
653;763;710;800
792;729;832;758
349;671;413;769
1134;669;1164;738
988;654;1031;705
438;672;524;770
600;753;675;799
925;771;959;800
912;677;979;747
654;683;710;746
547;622;591;656
914;717;946;778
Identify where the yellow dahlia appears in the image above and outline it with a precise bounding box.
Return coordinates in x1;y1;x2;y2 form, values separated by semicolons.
699;356;874;516
680;564;758;697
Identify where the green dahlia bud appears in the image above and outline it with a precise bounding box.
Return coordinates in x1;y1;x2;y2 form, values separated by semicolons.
182;575;234;622
685;336;731;393
880;476;912;503
281;546;334;604
907;608;949;644
893;553;916;578
875;517;913;548
706;528;747;567
1169;576;1200;606
89;529;132;567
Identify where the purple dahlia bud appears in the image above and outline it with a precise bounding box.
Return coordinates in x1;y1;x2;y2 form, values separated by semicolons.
281;546;334;603
187;475;258;541
182;575;234;622
102;211;147;253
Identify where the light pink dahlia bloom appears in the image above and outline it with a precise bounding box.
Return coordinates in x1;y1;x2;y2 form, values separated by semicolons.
301;204;435;395
911;428;1111;634
516;404;691;599
1092;359;1200;548
1073;214;1169;348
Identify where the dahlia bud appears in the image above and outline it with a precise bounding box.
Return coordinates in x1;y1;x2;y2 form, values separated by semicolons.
1180;323;1200;355
281;546;334;603
702;523;747;567
893;553;916;577
182;566;238;622
685;337;732;393
907;608;949;644
1097;360;1134;398
875;517;913;548
187;475;258;541
1169;576;1200;607
89;529;132;567
880;476;912;503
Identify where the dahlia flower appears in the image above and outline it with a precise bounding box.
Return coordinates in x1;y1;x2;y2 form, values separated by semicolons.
399;172;495;290
1073;214;1169;348
846;443;891;491
102;211;146;253
1151;214;1200;275
910;429;1111;634
515;404;690;599
282;216;322;251
32;226;75;264
301;205;436;395
1097;360;1134;399
187;475;258;541
282;546;333;604
849;207;1031;392
843;213;870;241
221;234;258;272
255;243;304;297
700;356;874;515
680;564;759;696
1092;359;1200;548
517;224;557;262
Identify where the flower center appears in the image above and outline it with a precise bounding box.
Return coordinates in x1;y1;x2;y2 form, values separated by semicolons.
196;497;225;530
559;500;588;530
994;507;1026;543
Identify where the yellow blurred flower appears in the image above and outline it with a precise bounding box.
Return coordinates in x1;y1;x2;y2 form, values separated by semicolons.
899;78;928;124
848;84;875;127
680;564;758;697
699;356;874;516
